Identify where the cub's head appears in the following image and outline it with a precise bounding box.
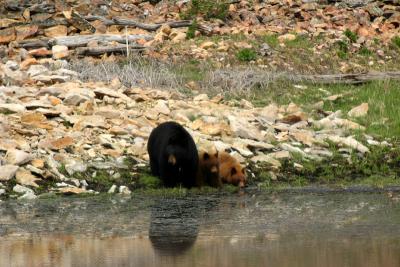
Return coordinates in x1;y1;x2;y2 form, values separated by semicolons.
227;164;246;188
199;150;219;180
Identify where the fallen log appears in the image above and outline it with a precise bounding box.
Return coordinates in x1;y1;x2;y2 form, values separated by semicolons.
293;72;400;84
85;16;213;35
75;44;146;56
17;39;50;49
48;34;153;48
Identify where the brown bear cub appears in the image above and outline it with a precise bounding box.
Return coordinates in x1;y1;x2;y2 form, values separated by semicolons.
196;150;221;188
218;151;247;188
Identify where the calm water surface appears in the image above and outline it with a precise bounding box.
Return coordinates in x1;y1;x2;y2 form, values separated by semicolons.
1;190;400;267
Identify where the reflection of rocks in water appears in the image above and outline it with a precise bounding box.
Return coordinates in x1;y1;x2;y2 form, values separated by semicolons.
149;197;217;256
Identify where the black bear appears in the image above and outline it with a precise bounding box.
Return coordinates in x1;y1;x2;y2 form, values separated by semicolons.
147;121;199;188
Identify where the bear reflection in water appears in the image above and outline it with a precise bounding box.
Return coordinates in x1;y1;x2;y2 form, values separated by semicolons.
149;197;217;256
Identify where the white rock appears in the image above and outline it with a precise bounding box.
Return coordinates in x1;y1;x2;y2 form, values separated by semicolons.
18;191;37;200
16;169;41;187
65;159;87;175
13;184;34;194
63;93;91;106
119;186;131;195
228;115;263;141
153;100;170;115
27;64;49;77
108;184;117;194
259;103;279;123
0;189;5;196
0;165;19;181
52;45;69;59
193;94;209;101
5;149;32;165
325;135;370;154
251;154;281;168
348;103;368;118
5;60;19;71
0;103;26;113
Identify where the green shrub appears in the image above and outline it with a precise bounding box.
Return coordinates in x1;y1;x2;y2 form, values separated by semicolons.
344;29;358;43
336;40;348;59
392;36;400;48
187;20;197;39
359;46;372;56
236;48;257;62
181;0;229;20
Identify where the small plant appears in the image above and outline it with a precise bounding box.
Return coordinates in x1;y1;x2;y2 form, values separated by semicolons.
392;36;400;48
359;46;372;56
186;20;197;39
336;40;348;59
344;29;358;43
138;174;161;189
236;48;257;62
181;0;229;21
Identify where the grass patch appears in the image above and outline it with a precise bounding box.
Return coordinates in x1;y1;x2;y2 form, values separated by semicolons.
336;40;349;59
236;48;257;62
284;34;311;49
138;174;162;189
392;36;400;49
187;20;197;39
180;0;229;20
263;34;279;48
359;46;372;56
344;29;358;43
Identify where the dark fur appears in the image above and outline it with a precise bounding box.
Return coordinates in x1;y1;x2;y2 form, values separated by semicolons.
196;151;221;188
147;121;199;188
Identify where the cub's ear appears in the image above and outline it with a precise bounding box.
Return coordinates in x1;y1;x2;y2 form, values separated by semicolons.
168;154;177;165
203;152;210;160
214;151;218;158
241;168;246;174
231;167;237;176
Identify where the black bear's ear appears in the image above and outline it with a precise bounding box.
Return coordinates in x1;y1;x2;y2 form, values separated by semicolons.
231;168;237;176
203;152;210;160
168;154;177;165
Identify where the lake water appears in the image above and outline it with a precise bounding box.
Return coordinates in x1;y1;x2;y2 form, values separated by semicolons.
1;189;400;267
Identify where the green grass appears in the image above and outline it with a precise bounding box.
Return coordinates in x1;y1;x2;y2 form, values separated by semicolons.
359;46;372;56
263;34;279;48
180;0;229;20
344;29;358;43
236;48;257;62
187;20;197;39
138;174;162;189
392;36;400;48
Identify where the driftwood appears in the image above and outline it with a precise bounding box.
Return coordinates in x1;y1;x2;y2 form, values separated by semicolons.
5;2;56;13
66;11;96;33
17;39;50;49
76;44;146;56
48;34;153;48
293;72;400;84
85;15;213;35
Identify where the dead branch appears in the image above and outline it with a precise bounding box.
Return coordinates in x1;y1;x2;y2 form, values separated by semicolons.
75;44;146;56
